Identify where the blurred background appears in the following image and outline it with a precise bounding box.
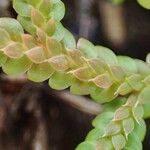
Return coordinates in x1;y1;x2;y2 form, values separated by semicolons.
0;0;150;149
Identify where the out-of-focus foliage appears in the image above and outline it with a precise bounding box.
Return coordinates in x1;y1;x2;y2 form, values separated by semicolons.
0;0;150;150
110;0;150;9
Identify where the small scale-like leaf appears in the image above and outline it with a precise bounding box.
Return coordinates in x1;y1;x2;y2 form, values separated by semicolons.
36;28;47;43
109;65;125;82
137;86;150;104
22;34;36;49
117;56;137;75
86;128;104;141
92;111;114;130
67;49;84;67
91;73;113;89
69;66;95;81
26;0;42;7
48;55;69;71
125;132;142;150
4;42;25;59
126;74;143;91
13;0;32;17
115;82;133;96
123;118;135;139
104;121;121;136
90;83;118;103
62;28;76;49
96;138;113;150
76;141;95;150
46;37;63;56
124;94;137;107
49;72;72;90
45;19;56;36
2;55;32;76
96;46;118;65
0;17;24;41
86;58;107;74
132;105;144;123
77;38;97;58
31;8;45;27
0;28;11;48
112;134;126;150
134;119;146;141
50;0;65;21
27;62;54;82
25;47;45;63
17;16;36;36
39;0;52;18
70;80;95;95
114;106;130;121
135;59;150;76
0;51;7;67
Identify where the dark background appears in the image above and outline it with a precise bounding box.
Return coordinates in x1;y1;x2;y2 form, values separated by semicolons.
0;0;150;149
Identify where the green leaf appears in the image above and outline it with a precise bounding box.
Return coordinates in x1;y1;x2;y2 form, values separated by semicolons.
0;28;11;48
76;141;95;150
26;0;42;7
109;65;125;82
123;118;135;139
2;55;32;76
62;28;76;49
0;51;7;67
0;17;24;41
86;128;104;141
112;134;126;150
67;49;84;67
132;105;144;123
52;22;65;41
77;38;97;58
114;106;130;121
137;86;150;104
31;8;45;27
111;0;125;5
45;19;56;36
22;34;36;49
25;47;45;63
27;62;54;82
124;132;142;150
117;56;137;75
126;74;143;91
115;82;133;96
134;119;146;141
143;103;150;118
104;121;121;136
86;58;107;74
137;0;150;9
46;37;63;56
69;66;95;81
48;55;69;71
91;73;113;89
92;111;114;130
13;0;32;17
49;72;72;90
38;0;52;18
96;138;113;150
17;16;36;36
90;83;118;103
135;59;150;76
70;80;95;95
96;46;118;65
50;0;65;21
3;42;25;59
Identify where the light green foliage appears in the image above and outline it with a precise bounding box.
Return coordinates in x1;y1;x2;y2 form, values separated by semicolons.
110;0;150;9
0;0;150;150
